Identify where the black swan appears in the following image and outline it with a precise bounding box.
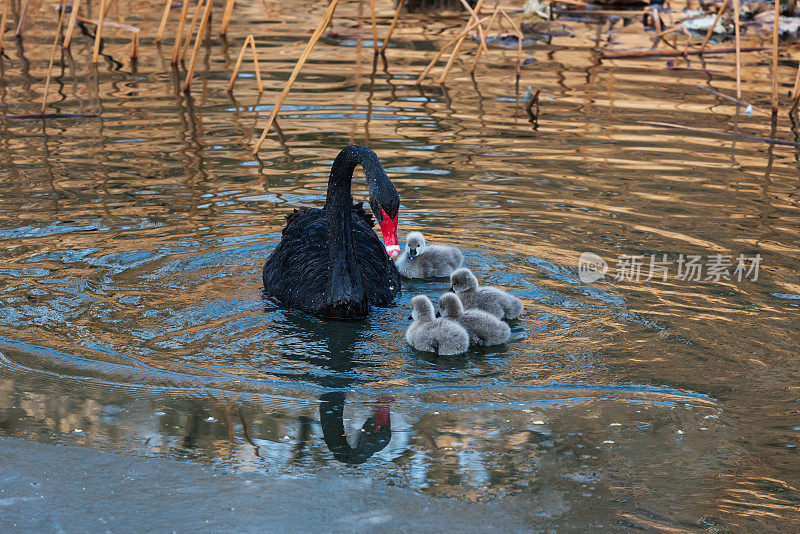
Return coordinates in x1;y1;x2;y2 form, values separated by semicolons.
263;145;401;319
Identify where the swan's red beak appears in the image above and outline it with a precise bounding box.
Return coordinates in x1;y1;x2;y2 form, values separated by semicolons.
379;208;400;259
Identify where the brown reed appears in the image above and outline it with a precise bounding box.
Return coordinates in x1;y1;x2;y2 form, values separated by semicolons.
91;0;111;63
698;0;729;53
771;0;780;112
438;0;485;84
252;0;341;153
732;0;742;99
416;15;488;84
131;28;139;58
458;0;488;55
41;0;68;115
0;0;9;51
498;7;523;81
220;0;236;36
75;15;140;58
183;0;215;92
601;46;771;59
156;0;172;43
471;4;500;74
63;0;82;48
525;88;540;124
171;0;192;63
639;121;800;147
790;65;800;109
15;0;28;36
181;0;208;60
379;0;404;54
227;34;263;92
369;0;378;53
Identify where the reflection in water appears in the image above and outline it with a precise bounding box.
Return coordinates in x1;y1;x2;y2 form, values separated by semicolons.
0;1;799;530
320;392;391;465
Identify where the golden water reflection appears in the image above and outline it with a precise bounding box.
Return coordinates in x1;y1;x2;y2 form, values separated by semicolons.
0;0;799;530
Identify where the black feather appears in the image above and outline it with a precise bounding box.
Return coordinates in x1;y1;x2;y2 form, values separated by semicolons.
263;204;400;319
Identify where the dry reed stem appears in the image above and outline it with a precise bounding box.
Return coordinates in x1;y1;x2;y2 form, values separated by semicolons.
131;29;139;58
41;0;68;115
554;9;646;16
171;0;192;63
602;46;770;58
470;4;500;74
438;0;485;84
771;0;779;112
682;27;692;55
252;0;340;153
790;63;800;103
379;0;404;53
655;26;682;38
458;0;488;54
732;0;741;98
698;85;751;107
498;7;523;80
639;120;800;147
91;0;111;63
227;34;263;92
525;88;540;123
369;0;377;52
156;0;172;43
77;16;139;33
181;0;207;60
182;0;214;93
698;0;728;52
63;0;82;48
0;0;10;51
554;0;587;5
75;14;140;57
220;0;235;35
15;0;28;36
416;15;488;84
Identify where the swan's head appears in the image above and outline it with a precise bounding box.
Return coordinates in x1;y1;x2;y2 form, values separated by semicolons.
409;295;435;322
438;292;463;318
360;148;400;259
404;232;427;260
331;145;400;258
450;268;479;293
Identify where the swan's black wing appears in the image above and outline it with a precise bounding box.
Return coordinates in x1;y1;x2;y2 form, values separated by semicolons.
262;204;400;316
263;207;329;315
350;204;401;308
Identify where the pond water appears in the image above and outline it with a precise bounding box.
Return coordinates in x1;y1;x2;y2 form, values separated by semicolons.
1;0;799;529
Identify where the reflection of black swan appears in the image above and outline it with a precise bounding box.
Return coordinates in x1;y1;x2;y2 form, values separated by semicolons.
320;392;391;464
263;145;402;319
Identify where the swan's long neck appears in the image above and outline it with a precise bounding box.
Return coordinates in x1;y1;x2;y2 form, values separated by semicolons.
324;147;368;308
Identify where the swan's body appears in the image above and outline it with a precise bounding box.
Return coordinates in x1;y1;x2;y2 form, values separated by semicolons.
450;268;524;320
438;292;510;346
395;231;463;279
262;145;401;319
406;295;469;355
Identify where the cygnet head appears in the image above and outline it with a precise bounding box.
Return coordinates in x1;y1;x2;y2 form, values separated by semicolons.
409;295;435;322
404;232;427;260
438;293;464;319
450;268;479;293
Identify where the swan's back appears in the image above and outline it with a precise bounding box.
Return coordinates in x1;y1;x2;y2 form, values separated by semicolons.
263;204;400;318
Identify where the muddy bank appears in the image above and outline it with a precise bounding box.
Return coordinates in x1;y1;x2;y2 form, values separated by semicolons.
0;436;548;533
